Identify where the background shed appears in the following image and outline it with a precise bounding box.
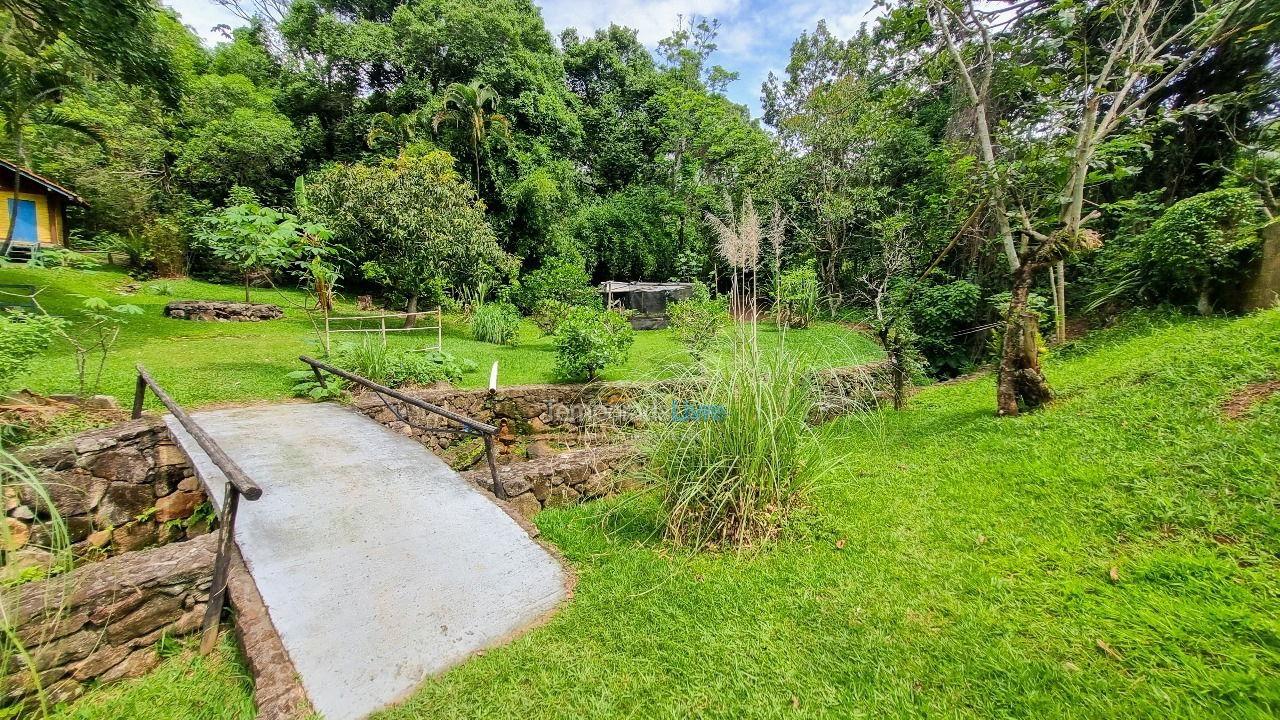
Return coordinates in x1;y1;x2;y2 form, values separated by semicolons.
599;281;693;329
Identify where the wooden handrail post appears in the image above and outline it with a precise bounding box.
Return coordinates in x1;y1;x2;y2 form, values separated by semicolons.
199;482;241;655
485;435;504;500
131;374;146;419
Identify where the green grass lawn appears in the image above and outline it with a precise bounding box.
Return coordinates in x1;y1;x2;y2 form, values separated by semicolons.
0;265;881;410
48;307;1280;719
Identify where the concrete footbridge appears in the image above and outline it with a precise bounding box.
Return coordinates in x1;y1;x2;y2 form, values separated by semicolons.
134;360;570;719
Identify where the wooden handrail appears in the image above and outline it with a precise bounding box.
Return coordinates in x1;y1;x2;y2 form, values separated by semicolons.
131;364;262;655
299;356;506;500
299;356;498;435
133;365;263;500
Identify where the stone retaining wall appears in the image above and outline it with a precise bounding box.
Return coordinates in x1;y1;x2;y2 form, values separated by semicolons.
356;359;894;442
2;534;216;710
10;418;209;564
163;300;283;322
357;360;893;514
463;445;639;517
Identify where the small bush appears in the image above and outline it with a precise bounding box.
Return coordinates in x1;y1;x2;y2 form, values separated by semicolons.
471;302;521;345
32;247;99;270
775;264;820;328
667;282;729;361
0;312;63;392
100;231;154;274
512;257;600;313
324;338;478;389
553;308;634;381
531;298;573;335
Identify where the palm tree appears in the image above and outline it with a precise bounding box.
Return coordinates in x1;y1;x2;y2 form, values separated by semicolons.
364;110;425;153
432;80;510;189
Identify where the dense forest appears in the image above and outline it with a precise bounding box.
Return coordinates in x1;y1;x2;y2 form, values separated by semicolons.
5;0;1278;393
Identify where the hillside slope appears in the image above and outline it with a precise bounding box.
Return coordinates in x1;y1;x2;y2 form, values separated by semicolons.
54;309;1280;720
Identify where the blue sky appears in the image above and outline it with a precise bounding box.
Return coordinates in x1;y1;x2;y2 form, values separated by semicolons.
164;0;879;118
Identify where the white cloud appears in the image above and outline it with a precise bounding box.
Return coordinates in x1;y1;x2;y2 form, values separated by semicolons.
163;0;240;44
536;0;743;46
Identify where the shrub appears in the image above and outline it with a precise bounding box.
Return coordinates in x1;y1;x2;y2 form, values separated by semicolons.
775;264;820;328
512;257;600;313
0;312;63;392
553;308;634;381
471;302;521;345
1137;187;1264;313
667;282;729;361
906;279;982;376
531;298;573;335
32;247;99;270
322;338;477;389
642;350;827;548
100;231;154;274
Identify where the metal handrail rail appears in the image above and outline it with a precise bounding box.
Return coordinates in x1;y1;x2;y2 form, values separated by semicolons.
132;364;262;655
299;355;507;499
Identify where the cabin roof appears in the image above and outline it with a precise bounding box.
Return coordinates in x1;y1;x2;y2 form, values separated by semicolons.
0;158;88;207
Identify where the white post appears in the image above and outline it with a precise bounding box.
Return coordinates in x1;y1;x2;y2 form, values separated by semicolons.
489;361;499;392
436;307;442;351
380;313;387;347
323;307;330;355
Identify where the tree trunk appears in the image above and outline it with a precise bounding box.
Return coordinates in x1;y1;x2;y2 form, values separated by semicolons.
890;345;906;410
1053;260;1067;343
996;261;1053;416
2;128;25;258
404;295;420;328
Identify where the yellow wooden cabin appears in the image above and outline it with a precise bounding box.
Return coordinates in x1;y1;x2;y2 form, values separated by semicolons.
0;158;88;262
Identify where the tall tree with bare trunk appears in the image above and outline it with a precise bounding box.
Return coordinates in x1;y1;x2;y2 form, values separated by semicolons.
927;0;1255;415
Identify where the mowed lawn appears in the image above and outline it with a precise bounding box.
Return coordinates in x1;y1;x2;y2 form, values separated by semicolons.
0;265;881;409
54;308;1280;719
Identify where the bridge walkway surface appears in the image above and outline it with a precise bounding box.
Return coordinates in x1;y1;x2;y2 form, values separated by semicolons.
165;402;569;720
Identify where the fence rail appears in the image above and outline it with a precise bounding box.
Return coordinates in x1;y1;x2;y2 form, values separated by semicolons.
323;308;442;351
298;355;505;499
132;365;261;655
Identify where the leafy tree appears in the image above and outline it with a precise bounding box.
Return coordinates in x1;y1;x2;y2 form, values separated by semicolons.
553;307;634;382
667;282;729;362
198;187;332;301
175;107;301;202
303;151;518;325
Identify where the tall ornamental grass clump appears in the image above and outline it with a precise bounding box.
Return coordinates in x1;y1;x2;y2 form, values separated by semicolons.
643;347;826;547
470;301;520;344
